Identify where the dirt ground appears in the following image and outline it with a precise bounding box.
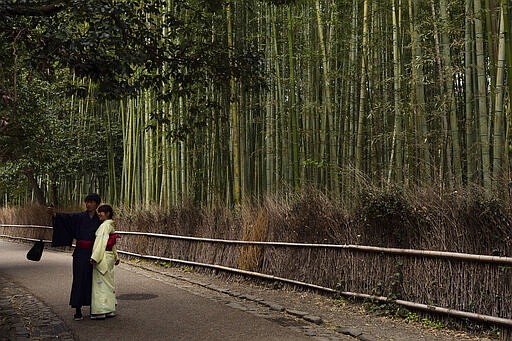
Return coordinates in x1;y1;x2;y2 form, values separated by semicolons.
131;259;503;341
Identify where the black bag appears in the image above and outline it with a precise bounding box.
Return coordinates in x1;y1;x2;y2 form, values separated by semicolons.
27;240;44;261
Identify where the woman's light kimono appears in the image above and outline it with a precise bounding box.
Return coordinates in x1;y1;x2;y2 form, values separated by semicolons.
90;219;119;315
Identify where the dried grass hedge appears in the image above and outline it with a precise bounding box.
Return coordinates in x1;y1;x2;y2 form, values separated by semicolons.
1;186;511;337
0;205;53;241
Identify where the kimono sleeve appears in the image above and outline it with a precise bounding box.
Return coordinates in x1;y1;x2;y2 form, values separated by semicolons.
91;222;109;264
51;213;77;247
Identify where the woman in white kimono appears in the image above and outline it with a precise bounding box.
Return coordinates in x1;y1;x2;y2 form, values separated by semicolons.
90;204;120;320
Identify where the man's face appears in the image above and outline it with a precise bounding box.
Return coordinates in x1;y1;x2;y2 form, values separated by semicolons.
85;201;99;212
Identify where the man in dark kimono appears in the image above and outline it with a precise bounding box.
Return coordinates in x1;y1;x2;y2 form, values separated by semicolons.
49;193;101;320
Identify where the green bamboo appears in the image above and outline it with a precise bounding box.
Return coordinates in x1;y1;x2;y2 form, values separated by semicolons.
492;5;506;189
388;0;403;185
227;0;240;206
464;0;476;183
440;0;463;187
355;0;369;174
474;0;491;187
287;6;299;190
410;0;431;185
315;0;338;194
345;0;359;189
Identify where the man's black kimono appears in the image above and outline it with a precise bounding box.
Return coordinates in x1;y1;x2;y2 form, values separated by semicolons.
51;212;101;308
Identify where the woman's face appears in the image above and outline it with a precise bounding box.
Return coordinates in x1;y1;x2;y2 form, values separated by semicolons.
98;211;110;221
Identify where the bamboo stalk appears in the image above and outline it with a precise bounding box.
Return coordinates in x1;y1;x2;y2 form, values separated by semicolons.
492;6;507;188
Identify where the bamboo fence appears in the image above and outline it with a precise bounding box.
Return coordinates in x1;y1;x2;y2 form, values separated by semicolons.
1;223;511;331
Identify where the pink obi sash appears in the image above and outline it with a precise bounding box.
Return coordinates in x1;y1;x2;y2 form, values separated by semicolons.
106;234;120;251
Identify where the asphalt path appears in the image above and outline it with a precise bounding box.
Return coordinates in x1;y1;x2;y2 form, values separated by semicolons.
0;240;310;340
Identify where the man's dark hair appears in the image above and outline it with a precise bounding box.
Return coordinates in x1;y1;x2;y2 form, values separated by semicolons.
84;193;101;204
97;204;114;218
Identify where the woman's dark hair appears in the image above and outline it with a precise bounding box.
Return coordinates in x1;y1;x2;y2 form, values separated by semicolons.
84;193;101;204
97;204;114;218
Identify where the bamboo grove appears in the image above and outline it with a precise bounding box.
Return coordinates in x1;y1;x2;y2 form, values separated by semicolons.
1;0;512;208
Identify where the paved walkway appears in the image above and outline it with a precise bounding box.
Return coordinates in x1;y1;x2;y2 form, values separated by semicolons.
0;239;499;341
0;240;329;341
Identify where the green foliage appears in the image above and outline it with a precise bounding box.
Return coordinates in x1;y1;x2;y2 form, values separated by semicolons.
404;312;444;330
331;297;346;306
155;260;174;268
421;318;444;330
1;0;222;98
405;312;420;322
0;72;62;182
0;64;123;204
1;0;266;106
364;299;401;317
302;158;326;169
272;281;284;289
0;0;266;204
261;0;301;5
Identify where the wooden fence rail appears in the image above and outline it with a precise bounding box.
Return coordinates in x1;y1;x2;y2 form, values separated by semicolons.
3;225;511;265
